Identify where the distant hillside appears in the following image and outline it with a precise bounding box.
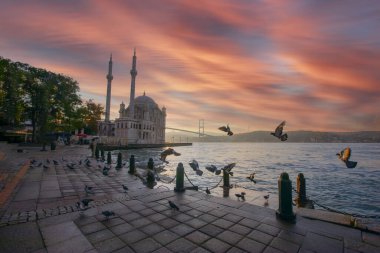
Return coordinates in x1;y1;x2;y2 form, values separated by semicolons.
166;131;380;143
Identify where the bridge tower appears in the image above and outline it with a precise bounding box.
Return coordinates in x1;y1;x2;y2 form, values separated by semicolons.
198;119;205;137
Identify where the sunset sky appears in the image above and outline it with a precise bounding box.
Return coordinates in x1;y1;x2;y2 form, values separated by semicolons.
1;0;379;134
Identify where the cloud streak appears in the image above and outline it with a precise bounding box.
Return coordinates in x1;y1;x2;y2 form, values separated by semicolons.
1;0;379;133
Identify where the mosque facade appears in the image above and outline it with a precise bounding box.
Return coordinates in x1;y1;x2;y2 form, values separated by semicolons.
97;50;166;144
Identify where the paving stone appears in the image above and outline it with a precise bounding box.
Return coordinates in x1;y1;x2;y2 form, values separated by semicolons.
186;231;211;244
46;235;93;253
223;213;244;223
300;232;343;253
196;205;214;213
203;238;231;253
190;247;212;253
166;238;197;253
209;209;227;217
110;222;134;235
270;237;299;253
277;230;304;245
0;222;44;253
217;230;244;245
147;212;166;222
362;231;380;247
185;218;208;229
263;246;284;253
41;221;82;246
152;204;168;212
170;223;195;236
87;229;115;244
157;218;180;229
229;224;252;236
173;213;193;222
139;208;157;217
247;229;274;245
130;217;152;228
198;214;218;223
101;217;125;228
199;224;224;237
93;236;126;253
256;224;281;237
131;238;162;253
153;229;180;245
226;247;247;253
186;209;204;218
80;222;107;235
344;237;380;253
112;245;135;253
140;223;165;235
237;238;266;253
121;212;142;221
239;218;260;229
211;218;234;229
152;247;174;253
119;229;147;244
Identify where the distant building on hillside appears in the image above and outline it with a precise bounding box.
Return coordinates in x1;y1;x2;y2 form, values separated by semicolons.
97;50;166;144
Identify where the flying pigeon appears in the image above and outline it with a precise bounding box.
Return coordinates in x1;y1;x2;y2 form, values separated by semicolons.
223;163;235;176
53;160;59;165
247;173;257;183
37;162;42;167
336;147;357;168
218;125;233;136
271;121;288;141
102;210;115;219
205;165;217;173
122;184;128;192
43;165;49;169
160;148;181;163
66;164;75;170
168;200;179;211
189;160;204;176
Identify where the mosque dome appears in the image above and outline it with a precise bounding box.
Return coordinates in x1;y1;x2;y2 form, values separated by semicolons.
134;93;159;109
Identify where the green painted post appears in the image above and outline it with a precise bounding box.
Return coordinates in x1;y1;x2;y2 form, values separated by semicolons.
147;158;154;170
95;146;100;159
223;169;230;188
116;152;122;169
174;163;185;192
107;151;111;165
296;173;307;207
129;155;135;174
101;149;105;161
276;172;296;222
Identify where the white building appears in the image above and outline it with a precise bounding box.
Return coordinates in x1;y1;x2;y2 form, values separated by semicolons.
98;50;166;144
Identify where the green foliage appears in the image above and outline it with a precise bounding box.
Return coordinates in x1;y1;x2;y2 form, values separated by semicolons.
0;56;103;142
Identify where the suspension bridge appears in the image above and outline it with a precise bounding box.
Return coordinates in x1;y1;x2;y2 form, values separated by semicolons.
165;119;218;137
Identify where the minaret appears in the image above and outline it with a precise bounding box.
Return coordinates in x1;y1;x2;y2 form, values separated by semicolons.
129;48;137;118
105;54;113;122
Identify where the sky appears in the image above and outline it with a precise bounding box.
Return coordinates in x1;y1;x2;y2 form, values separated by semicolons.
1;0;379;134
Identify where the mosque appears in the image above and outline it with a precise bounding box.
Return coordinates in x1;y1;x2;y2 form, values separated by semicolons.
97;50;166;145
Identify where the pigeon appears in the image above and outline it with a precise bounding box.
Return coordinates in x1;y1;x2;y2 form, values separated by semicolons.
168;200;179;211
76;198;94;210
218;125;233;136
37;162;43;167
79;160;82;165
264;194;269;202
336;147;357;168
85;185;94;195
43;165;49;169
160;148;181;163
235;192;245;201
205;165;217;173
103;167;110;176
102;210;115;219
122;184;128;192
271;121;288;141
247;173;256;183
189;160;199;171
85;160;91;167
66;164;75;170
46;159;50;164
223;163;235;176
215;169;222;175
53;160;59;165
205;187;211;195
31;159;37;164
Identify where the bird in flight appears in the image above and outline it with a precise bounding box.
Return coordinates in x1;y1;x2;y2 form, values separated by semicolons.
271;121;288;141
336;147;357;168
218;125;233;136
247;173;256;183
160;148;181;163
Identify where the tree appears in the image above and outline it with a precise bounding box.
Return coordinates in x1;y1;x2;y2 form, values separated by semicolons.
82;99;104;135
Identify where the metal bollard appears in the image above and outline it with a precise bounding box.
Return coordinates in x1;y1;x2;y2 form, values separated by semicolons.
116;152;122;169
129;155;135;174
51;142;56;151
95;146;100;159
296;173;307;207
107;151;112;165
223;169;230;188
276;172;296;222
174;163;185;192
147;158;154;170
101;149;105;161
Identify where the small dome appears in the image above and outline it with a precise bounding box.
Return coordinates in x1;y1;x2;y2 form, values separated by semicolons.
134;94;158;108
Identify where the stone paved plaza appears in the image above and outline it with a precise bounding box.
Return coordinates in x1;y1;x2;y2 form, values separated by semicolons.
0;143;379;253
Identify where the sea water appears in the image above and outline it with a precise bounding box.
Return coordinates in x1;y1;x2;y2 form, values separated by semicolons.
119;142;380;218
